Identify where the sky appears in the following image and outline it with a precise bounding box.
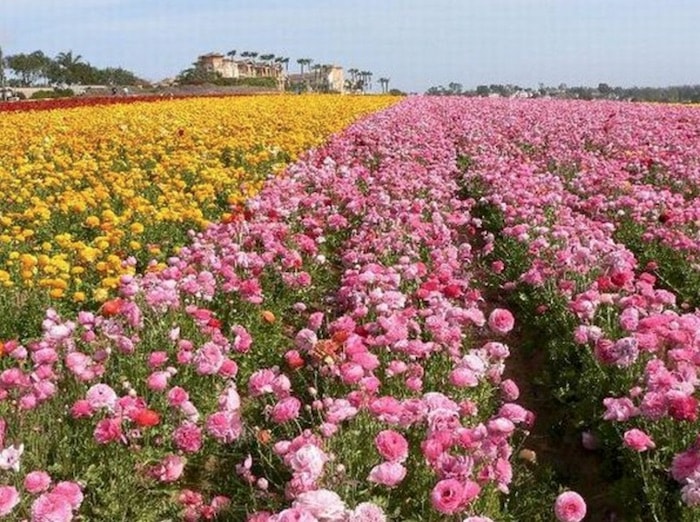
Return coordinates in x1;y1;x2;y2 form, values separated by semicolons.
1;0;699;93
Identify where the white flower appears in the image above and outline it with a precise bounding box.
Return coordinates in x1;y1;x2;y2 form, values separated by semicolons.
294;489;347;521
0;444;24;472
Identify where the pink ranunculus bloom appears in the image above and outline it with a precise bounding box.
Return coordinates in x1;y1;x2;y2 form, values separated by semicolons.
623;429;656;452
193;342;224;375
248;369;277;397
487;308;515;335
288;444;327;479
31;492;73;522
93;417;123;445
293;489;347;521
554;491;587;522
146;370;171;392
24;470;52;493
51;482;83;509
206;411;242;443
374;430;409;462
147;351;169;369
272;507;318;522
85;383;118;411
348;501;386;522
430;479;467;514
167;386;189;407
500;379;520;401
271;397;302;424
69;399;94;419
173;422;203;453
0;485;20;516
150;454;184;482
463;517;494;522
368;462;407;487
232;325;253;353
602;397;638;421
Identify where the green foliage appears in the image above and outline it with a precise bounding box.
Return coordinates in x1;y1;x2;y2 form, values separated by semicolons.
30;88;75;99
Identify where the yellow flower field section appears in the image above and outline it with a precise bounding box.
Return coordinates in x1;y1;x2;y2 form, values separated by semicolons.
0;95;397;302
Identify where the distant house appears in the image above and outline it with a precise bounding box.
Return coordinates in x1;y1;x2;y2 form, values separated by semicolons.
196;53;284;81
287;66;344;93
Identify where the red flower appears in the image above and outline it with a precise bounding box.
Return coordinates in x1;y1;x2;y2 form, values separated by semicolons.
133;409;161;427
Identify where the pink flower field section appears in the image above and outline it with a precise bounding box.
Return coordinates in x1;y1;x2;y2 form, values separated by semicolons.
1;97;699;520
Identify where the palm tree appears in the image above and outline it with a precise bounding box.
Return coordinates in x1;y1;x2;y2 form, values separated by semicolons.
347;68;359;92
55;50;84;85
227;50;237;59
281;57;290;74
311;63;321;90
379;77;390;93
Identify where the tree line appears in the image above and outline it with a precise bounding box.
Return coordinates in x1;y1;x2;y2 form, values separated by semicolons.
426;82;700;103
1;49;145;87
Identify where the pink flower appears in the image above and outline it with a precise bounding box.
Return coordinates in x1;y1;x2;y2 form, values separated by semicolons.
293;489;347;521
232;325;253;353
194;342;224;375
274;507;318;521
150;454;184;482
31;492;73;522
500;379;520;401
51;482;83;509
348;502;386;522
206;411;242;443
93;417;123;444
623;429;655;452
668;394;698;422
288;444;327;479
431;479;477;514
85;383;117;410
602;397;638;421
146;371;170;391
0;485;19;516
368;462;407;487
24;470;52;493
487;308;514;335
147;351;169;368
271;397;302;424
554;491;587;522
173;422;203;453
374;430;409;462
248;369;277;397
167;386;189;407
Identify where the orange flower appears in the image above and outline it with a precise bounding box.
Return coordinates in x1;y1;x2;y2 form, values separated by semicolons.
256;429;272;445
100;298;123;317
261;310;276;324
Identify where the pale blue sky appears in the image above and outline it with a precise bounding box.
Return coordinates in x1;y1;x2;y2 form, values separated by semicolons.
1;0;698;92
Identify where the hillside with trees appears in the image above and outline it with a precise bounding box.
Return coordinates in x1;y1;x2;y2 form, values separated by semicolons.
1;49;146;87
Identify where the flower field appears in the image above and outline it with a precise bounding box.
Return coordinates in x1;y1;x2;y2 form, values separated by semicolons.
0;95;699;521
0;95;396;313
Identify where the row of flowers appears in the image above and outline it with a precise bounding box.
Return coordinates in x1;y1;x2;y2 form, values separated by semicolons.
0;95;397;303
449;98;700;518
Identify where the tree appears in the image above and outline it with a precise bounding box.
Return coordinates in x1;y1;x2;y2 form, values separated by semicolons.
227;50;237;60
448;82;463;95
597;82;613;96
48;50;85;85
378;77;390;93
5;50;52;86
476;85;490;96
